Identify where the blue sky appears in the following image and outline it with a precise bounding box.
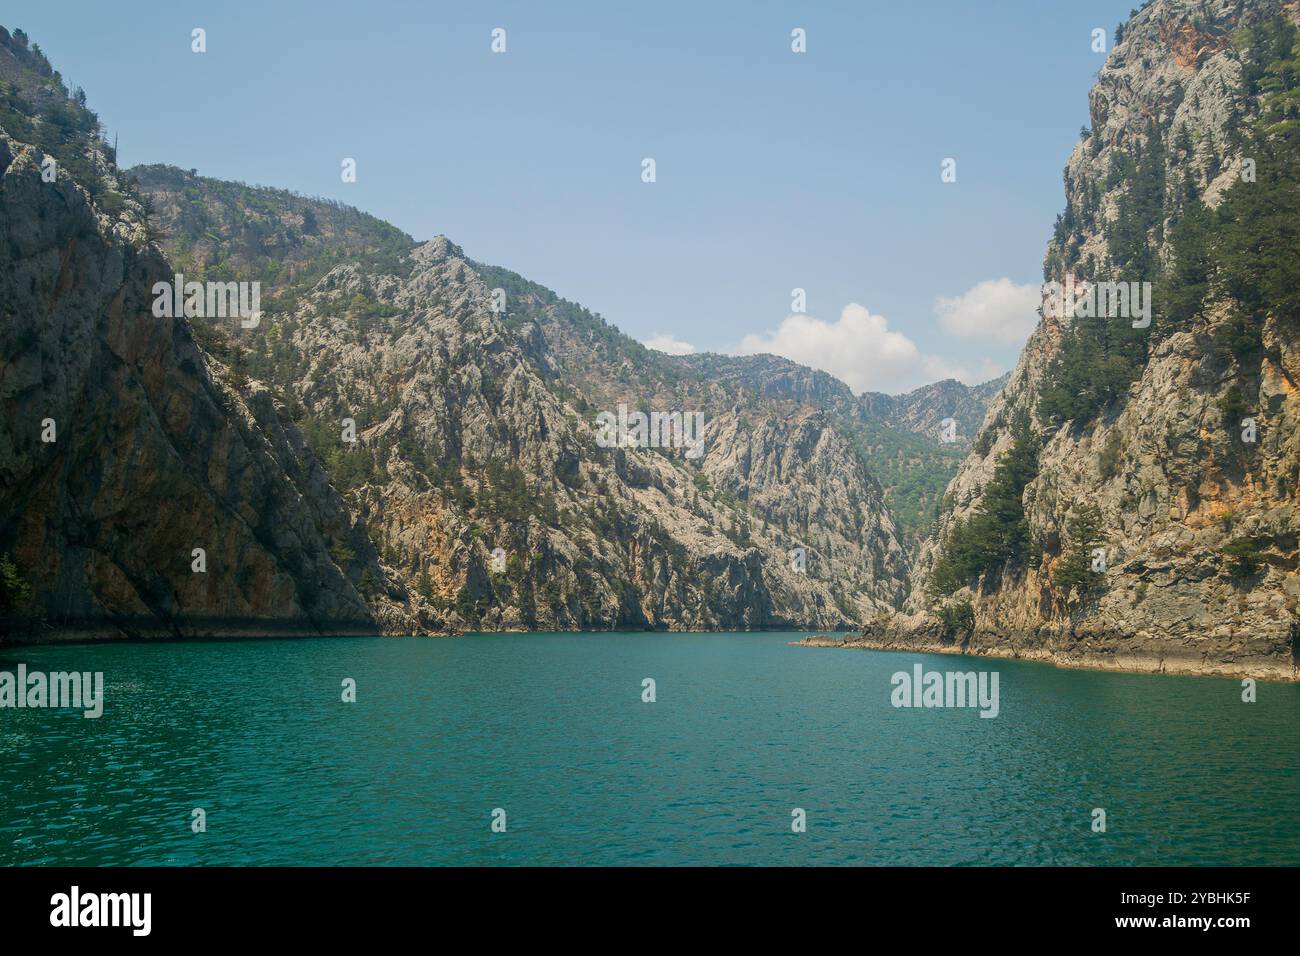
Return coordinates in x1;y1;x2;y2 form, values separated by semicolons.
8;0;1137;393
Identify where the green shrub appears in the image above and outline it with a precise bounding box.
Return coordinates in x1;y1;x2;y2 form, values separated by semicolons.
0;553;33;613
937;597;975;637
1098;431;1123;480
1220;385;1250;434
1222;536;1269;577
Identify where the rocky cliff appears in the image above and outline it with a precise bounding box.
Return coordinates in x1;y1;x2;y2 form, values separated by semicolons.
126;168;916;632
0;26;405;639
860;374;1009;441
665;352;1001;546
847;0;1300;679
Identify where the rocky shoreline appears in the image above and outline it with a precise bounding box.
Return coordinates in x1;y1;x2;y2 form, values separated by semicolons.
793;620;1299;682
0;616;427;645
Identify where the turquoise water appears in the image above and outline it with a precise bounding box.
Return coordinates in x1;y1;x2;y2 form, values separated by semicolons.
1;632;1296;866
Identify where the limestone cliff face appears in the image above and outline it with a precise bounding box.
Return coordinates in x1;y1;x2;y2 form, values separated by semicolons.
475;270;911;620
896;0;1300;678
0;132;397;638
165;234;909;632
0;29;401;639
860;375;1009;443
677;352;1004;445
666;352;1001;548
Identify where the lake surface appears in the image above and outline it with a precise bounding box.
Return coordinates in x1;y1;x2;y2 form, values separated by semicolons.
1;632;1296;866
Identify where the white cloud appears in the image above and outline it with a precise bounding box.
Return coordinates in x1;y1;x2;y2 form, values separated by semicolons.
642;333;697;355
934;278;1040;345
738;304;953;394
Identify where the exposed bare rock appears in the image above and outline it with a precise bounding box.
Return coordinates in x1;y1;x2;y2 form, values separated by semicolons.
888;0;1300;679
0;128;394;639
229;236;908;631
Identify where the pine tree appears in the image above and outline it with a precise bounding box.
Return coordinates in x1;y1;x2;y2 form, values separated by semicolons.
1052;503;1107;601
